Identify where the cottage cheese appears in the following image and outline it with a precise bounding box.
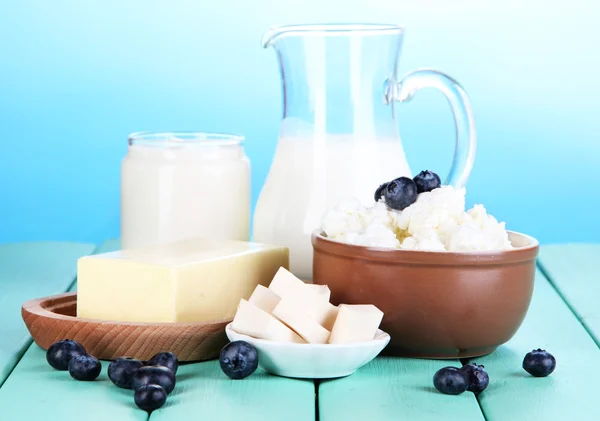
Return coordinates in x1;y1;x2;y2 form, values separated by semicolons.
321;186;513;252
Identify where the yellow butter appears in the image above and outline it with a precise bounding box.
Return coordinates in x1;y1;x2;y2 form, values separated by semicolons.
77;239;289;323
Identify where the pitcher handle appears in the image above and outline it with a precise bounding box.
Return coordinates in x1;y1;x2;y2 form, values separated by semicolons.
387;69;476;188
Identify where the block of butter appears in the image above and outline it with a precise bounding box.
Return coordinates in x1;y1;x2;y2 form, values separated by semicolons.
272;298;331;344
328;304;384;344
269;267;330;320
248;285;280;314
77;239;289;323
232;299;304;343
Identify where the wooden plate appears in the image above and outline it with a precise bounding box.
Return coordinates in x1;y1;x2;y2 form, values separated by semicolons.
22;292;230;361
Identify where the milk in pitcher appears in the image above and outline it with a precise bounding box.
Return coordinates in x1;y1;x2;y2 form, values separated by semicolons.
253;134;411;279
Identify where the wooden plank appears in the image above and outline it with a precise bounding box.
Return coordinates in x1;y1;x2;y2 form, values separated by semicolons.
0;239;142;421
0;242;96;386
319;357;484;421
538;244;600;346
475;270;600;421
0;345;146;421
150;361;315;421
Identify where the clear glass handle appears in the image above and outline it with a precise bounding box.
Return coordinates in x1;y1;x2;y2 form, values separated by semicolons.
387;69;477;188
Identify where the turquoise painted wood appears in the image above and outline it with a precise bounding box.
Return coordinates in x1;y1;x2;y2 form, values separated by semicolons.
538;244;600;347
2;242;599;421
0;346;145;421
319;357;484;421
150;361;315;421
475;270;600;421
0;242;96;387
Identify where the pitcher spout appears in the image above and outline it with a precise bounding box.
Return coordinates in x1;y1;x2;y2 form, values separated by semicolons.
261;25;287;48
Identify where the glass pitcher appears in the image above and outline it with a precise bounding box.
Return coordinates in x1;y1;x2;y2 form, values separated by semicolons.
253;24;476;280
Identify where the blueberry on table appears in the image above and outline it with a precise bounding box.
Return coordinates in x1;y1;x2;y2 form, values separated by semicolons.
132;366;176;394
460;363;489;393
383;177;418;211
523;348;556;377
433;367;469;395
108;357;144;389
413;170;441;194
134;384;167;413
374;182;389;202
46;339;87;370
68;354;102;381
146;351;179;375
220;341;259;380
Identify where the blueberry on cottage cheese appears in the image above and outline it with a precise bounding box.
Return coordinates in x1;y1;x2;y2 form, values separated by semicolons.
383;177;418;210
68;354;102;381
146;351;179;375
132;366;176;394
523;349;556;377
46;339;87;370
219;341;259;380
433;366;469;395
108;357;144;389
374;182;389;202
413;170;441;194
460;363;489;393
134;384;167;413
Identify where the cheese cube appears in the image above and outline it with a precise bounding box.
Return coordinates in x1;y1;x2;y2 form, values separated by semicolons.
269;268;329;319
306;284;331;301
316;303;339;331
272;298;330;344
232;299;304;343
248;285;280;314
328;304;384;344
77;239;289;323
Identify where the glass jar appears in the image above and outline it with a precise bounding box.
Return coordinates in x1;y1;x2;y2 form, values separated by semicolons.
121;132;250;249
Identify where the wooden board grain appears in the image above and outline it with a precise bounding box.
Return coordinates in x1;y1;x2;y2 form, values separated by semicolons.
149;361;316;421
474;269;600;421
0;242;96;387
0;345;146;421
22;292;229;361
538;244;600;347
318;357;485;421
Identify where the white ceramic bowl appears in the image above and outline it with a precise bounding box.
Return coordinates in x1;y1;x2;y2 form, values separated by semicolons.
225;323;390;379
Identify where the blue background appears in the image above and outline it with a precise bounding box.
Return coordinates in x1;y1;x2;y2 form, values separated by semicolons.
1;1;598;245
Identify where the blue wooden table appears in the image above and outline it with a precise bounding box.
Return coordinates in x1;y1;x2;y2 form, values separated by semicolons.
0;241;599;420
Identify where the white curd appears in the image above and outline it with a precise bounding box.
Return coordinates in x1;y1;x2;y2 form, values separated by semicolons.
321;186;513;252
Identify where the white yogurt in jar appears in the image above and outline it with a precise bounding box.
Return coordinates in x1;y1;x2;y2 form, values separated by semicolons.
121;132;250;249
321;186;513;251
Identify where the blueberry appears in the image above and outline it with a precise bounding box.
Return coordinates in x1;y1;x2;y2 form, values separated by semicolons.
68;354;101;381
413;170;441;193
46;339;87;370
433;366;469;395
374;182;389;202
146;352;179;375
134;384;167;413
461;363;489;393
108;357;144;389
132;365;176;394
523;348;556;377
219;341;259;380
383;177;418;210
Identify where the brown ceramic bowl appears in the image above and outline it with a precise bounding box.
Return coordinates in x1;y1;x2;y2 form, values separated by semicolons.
312;230;539;359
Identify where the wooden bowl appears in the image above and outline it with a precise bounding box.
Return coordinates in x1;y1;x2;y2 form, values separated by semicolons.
22;292;230;361
312;230;539;359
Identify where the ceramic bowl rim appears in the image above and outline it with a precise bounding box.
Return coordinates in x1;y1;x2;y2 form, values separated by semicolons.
225;323;390;349
312;230;539;265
